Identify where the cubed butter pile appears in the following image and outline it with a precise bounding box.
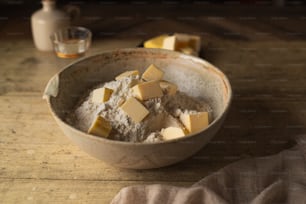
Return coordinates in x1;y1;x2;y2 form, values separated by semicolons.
144;33;201;56
87;64;209;141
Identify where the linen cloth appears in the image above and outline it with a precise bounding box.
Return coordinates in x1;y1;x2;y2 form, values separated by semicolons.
111;135;306;204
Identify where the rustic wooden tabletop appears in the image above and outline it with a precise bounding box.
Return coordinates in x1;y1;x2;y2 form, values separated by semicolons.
1;3;306;203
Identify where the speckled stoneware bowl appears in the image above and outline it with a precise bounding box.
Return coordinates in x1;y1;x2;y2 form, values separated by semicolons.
43;48;232;169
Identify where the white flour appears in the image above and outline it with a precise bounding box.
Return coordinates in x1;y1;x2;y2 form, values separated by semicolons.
66;76;212;143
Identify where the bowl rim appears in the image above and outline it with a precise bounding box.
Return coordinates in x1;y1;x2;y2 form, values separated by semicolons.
44;48;232;146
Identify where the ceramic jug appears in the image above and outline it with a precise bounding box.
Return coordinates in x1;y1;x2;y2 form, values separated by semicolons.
31;0;78;51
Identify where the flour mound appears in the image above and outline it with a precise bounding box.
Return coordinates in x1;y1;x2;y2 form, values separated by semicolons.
67;75;212;143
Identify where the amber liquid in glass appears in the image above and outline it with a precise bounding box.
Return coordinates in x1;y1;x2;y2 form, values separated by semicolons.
54;39;87;58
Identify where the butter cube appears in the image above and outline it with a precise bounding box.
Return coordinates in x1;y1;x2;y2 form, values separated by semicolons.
120;97;149;123
161;127;186;141
142;64;164;81
115;70;139;80
162;36;176;50
92;87;113;103
159;80;177;95
180;112;209;133
144;35;169;48
88;115;112;138
132;81;163;101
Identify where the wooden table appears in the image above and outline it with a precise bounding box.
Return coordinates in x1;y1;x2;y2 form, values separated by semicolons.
1;4;306;203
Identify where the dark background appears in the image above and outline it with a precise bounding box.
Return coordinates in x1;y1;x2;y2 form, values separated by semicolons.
0;0;305;7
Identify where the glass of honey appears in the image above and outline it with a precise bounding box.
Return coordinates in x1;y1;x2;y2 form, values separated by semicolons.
50;27;92;58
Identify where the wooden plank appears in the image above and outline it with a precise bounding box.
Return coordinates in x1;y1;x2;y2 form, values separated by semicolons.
252;17;306;40
202;41;306;96
0;39;141;95
1;41;306;96
198;15;306;41
0;179;191;204
0;142;227;182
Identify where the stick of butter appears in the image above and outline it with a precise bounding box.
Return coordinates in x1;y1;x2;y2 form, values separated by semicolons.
120;97;149;123
115;70;139;81
161;127;186;140
142;64;164;81
132;81;163;101
180;112;209;133
92;87;113;103
88;115;112;138
162;33;201;56
144;35;169;48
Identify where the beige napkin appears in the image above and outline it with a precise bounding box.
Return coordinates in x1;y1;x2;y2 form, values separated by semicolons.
111;135;306;204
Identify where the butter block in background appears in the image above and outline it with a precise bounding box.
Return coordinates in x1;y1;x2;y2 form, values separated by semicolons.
159;80;177;95
142;64;164;81
132;81;163;101
115;70;139;80
92;87;113;103
162;33;201;56
88;115;112;138
144;35;169;48
120;97;149;123
180;112;209;133
161;127;186;140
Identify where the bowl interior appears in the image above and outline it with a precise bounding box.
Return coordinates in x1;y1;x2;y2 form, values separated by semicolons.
48;48;231;134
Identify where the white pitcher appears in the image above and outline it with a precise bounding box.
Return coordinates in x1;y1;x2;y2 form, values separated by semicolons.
31;0;79;51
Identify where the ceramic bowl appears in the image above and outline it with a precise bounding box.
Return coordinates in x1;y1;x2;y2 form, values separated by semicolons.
43;48;232;169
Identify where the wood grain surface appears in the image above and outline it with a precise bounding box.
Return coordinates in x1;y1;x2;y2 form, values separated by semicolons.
1;4;306;203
